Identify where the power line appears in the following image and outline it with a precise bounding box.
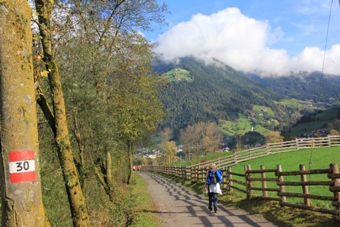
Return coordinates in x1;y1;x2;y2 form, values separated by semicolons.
309;0;334;173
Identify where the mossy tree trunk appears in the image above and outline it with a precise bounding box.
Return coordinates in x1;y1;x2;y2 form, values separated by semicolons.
34;0;90;226
127;140;133;184
0;1;48;226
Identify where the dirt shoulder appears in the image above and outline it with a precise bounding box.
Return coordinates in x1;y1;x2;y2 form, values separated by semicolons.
137;172;277;227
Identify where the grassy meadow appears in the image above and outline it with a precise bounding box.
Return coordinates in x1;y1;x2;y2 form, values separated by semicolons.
163;68;193;82
219;114;271;137
228;147;340;209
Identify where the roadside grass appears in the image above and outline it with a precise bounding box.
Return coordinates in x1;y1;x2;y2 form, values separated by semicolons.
38;147;161;227
156;146;340;226
129;173;162;227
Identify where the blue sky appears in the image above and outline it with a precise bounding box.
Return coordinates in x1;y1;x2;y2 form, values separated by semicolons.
147;0;340;76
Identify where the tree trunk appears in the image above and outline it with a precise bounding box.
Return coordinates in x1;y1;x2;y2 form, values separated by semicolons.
0;1;48;226
72;116;86;189
93;163;115;202
34;0;90;226
106;151;113;186
127;140;133;184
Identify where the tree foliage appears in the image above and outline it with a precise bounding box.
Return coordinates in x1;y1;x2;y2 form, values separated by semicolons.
180;122;223;160
28;0;167;225
265;131;283;143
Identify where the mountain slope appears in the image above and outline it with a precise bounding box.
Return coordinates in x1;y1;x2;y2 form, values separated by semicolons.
155;57;289;138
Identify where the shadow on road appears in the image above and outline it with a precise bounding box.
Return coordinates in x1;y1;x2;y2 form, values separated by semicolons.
138;172;277;227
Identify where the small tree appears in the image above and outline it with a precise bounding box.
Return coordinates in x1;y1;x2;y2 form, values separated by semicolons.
202;122;223;155
162;141;177;163
265;131;283;143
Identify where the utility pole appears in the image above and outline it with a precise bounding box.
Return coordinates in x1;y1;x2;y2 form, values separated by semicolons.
0;1;47;226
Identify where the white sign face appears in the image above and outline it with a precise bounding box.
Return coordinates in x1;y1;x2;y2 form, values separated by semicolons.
9;150;37;183
9;160;35;173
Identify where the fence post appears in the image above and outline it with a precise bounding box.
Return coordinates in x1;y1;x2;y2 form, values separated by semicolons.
204;167;208;184
245;165;252;198
234;152;238;164
260;165;268;198
198;167;202;183
296;138;300;150
328;135;331;147
190;167;194;183
184;166;190;180
277;164;286;203
300;164;310;206
266;143;270;155
330;163;340;219
221;167;225;190
227;167;233;192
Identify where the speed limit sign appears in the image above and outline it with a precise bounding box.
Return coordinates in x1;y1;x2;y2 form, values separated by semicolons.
9;150;36;183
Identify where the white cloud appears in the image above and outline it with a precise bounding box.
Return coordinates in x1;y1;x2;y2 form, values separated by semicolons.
293;45;340;75
153;7;340;76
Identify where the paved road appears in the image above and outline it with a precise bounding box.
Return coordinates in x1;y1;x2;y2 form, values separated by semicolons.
137;172;278;227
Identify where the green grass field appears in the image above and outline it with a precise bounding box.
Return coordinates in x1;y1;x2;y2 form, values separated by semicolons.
163;68;193;82
219;114;271;136
278;99;315;110
253;105;275;117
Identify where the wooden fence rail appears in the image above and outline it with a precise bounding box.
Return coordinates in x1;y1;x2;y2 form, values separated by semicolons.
141;163;340;221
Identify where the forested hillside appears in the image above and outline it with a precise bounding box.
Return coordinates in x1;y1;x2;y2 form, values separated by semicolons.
155;57;300;139
248;72;340;104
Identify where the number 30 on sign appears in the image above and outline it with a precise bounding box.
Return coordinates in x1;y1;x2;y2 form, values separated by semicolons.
9;150;36;183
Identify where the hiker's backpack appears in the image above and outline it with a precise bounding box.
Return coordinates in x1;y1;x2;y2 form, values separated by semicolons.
206;169;223;185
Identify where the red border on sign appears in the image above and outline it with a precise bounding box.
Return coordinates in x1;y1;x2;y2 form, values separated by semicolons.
9;150;35;162
10;172;36;183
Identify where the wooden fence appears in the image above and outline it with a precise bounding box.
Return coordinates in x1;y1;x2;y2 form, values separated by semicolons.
188;135;340;169
141;163;340;221
141;136;340;220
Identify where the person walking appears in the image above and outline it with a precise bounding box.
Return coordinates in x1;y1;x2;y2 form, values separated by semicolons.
205;163;223;213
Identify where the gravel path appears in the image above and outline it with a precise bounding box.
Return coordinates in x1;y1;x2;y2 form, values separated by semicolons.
137;172;278;227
